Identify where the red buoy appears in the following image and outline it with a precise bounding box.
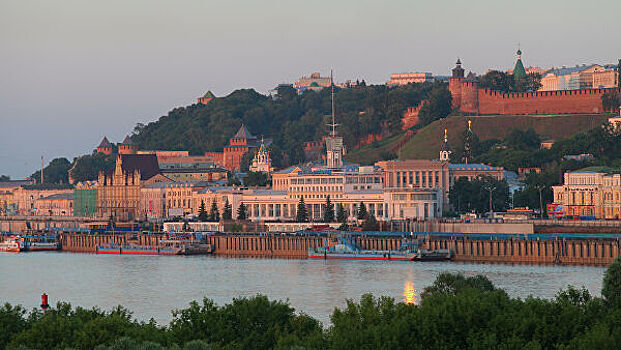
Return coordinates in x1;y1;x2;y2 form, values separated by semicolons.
41;293;49;311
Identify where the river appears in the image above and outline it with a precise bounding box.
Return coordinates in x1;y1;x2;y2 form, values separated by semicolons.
0;252;606;325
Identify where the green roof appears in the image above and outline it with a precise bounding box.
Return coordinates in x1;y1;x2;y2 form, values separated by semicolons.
513;58;527;80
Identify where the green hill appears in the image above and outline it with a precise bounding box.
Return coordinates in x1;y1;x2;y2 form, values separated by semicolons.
398;114;612;160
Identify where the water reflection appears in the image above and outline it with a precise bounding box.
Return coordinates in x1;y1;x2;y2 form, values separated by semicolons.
402;281;419;305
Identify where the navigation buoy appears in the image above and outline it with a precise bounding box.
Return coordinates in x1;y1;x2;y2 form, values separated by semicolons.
41;293;49;311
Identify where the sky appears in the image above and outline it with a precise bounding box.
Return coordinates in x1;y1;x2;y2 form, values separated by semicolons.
1;0;619;179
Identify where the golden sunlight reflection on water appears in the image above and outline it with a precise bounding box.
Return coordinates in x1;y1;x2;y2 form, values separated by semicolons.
403;281;419;305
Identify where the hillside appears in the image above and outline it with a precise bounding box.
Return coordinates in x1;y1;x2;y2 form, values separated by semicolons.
130;83;445;167
398;114;612;160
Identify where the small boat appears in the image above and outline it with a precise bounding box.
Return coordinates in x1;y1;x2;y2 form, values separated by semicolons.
308;236;452;262
0;237;23;253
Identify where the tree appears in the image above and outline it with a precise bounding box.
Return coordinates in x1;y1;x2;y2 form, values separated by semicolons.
362;212;378;231
323;196;335;222
198;200;208;222
478;70;514;92
296;197;308;222
209;199;220;222
336;203;347;224
417;85;452;126
69;153;115;182
243;171;269;187
602;256;621;307
601;91;621;112
222;198;233;220
356;202;367;220
30;157;72;184
449;177;510;214
237;203;247;220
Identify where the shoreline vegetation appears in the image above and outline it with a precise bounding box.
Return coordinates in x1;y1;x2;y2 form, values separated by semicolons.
2;257;621;349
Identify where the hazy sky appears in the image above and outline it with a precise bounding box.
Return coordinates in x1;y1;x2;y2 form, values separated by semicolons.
1;0;619;178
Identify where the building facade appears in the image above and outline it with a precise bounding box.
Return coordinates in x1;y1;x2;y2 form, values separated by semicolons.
35;193;73;216
73;181;98;217
386;72;433;86
552;168;621;219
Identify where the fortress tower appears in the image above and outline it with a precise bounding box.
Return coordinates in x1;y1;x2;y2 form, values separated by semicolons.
448;58;465;110
118;135;138;155
96;136;113;155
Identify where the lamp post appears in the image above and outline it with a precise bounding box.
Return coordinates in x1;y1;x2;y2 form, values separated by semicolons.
488;186;495;219
537;185;545;220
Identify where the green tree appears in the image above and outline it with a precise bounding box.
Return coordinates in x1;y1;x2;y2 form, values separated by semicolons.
237;203;247;220
602;256;621;307
296;197;308;222
336;203;347;224
30;158;72;184
601;91;621;112
449;177;510;214
208;200;220;222
243;171;269;187
478;70;514;92
417;85;452;126
362;212;378;231
69;153;116;182
197;200;208;222
323;196;334;222
356;202;367;220
222;198;232;220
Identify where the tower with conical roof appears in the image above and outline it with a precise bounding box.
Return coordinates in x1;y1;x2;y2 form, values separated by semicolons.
513;48;527;81
198;91;215;105
96;136;113;155
449;58;466;110
118;135;137;155
439;129;452;161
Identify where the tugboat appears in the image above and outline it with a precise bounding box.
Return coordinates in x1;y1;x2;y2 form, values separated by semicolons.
308;235;452;261
0;236;23;253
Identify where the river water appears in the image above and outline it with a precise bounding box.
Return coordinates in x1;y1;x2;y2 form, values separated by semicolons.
0;252;606;325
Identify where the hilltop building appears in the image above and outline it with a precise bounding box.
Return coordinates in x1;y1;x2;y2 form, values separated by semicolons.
293;72;332;94
197;91;215;105
387;72;433;86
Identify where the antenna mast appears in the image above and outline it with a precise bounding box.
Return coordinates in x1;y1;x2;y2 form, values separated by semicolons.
40;155;44;184
328;69;339;137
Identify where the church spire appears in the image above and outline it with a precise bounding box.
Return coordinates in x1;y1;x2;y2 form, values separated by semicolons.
439;129;452;161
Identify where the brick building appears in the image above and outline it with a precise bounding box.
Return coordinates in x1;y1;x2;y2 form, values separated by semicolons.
205;124;264;171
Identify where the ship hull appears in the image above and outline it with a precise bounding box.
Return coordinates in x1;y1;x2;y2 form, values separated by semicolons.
308;251;415;261
96;246;181;255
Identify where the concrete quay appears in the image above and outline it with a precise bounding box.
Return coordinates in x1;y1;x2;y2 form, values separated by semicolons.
57;231;621;266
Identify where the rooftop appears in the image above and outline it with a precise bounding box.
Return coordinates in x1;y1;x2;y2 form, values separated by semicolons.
39;193;74;201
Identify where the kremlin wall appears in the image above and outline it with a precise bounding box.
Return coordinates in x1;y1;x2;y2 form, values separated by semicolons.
448;55;620;116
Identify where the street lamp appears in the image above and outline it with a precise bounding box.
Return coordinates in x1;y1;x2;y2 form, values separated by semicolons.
536;185;545;220
484;183;497;219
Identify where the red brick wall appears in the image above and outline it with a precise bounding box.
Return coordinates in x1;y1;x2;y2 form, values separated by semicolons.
453;79;620;115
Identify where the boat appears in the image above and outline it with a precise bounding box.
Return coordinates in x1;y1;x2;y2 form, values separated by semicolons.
308;236;452;262
96;243;183;255
0;236;23;253
23;234;60;251
160;240;214;255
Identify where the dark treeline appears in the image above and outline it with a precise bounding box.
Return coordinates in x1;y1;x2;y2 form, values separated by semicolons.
130;82;450;168
3;257;621;349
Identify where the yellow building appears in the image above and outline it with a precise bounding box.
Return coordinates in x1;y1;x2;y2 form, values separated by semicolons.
35;193;74;216
552;168;621;219
97;154;161;222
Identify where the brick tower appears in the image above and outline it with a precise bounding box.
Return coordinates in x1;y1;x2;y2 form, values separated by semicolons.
118;135;137;155
449;59;465;110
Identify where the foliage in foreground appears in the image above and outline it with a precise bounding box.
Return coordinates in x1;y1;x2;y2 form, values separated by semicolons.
3;257;621;349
